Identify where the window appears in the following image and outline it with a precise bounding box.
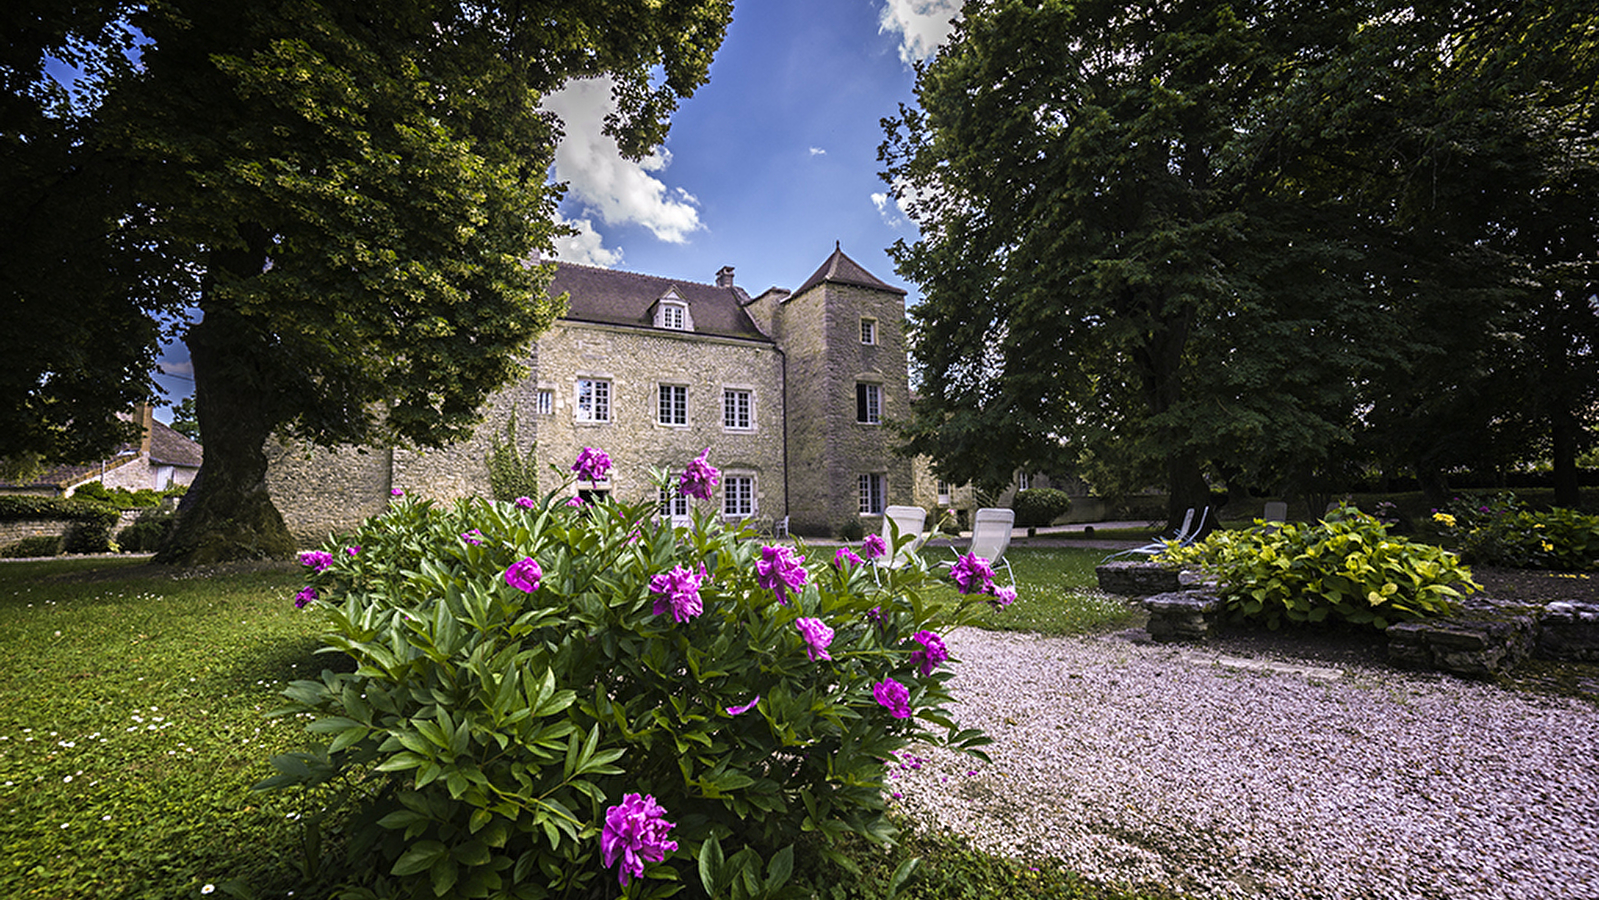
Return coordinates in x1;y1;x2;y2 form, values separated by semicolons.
937;480;952;504
723;388;752;430
858;473;885;515
723;475;755;518
536;389;554;416
1017;471;1031;491
576;379;610;422
660;303;686;330
658;384;687;425
659;485;690;522
860;317;877;345
856;382;881;424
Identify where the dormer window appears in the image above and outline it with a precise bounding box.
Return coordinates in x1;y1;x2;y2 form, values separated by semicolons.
652;289;693;331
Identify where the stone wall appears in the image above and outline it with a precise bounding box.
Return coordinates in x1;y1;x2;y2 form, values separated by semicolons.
776;280;912;536
530;321;785;512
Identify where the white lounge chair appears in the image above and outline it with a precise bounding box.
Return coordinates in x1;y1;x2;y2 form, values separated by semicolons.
1101;506;1208;562
879;505;928;569
772;515;790;538
949;506;1016;587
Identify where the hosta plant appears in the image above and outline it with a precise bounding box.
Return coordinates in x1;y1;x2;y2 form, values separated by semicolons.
261;450;995;900
1161;504;1477;630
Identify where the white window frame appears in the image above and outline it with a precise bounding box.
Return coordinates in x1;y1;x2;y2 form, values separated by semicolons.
858;473;885;515
856;382;881;425
576;378;611;423
536;388;554;416
723;388;753;431
659;484;691;526
722;474;755;518
658;384;688;426
937;480;952;505
660;303;686;330
860;317;877;345
1017;471;1031;491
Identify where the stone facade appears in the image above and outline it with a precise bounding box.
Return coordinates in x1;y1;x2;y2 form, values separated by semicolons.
268;247;913;544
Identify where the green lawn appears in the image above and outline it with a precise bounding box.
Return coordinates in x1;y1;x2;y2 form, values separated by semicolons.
0;553;1154;900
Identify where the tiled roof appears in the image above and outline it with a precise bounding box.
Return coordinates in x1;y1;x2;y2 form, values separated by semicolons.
793;244;907;298
548;263;773;342
149;420;203;468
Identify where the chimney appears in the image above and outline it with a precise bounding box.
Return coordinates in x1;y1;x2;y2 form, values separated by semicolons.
137;402;154;457
716;266;735;288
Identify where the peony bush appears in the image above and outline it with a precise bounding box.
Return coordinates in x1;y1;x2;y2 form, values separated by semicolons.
260;450;995;899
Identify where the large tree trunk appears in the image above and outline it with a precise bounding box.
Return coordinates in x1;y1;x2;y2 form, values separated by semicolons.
155;233;296;565
1551;405;1580;509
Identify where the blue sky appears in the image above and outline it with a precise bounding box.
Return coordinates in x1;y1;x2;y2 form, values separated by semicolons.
151;0;963;420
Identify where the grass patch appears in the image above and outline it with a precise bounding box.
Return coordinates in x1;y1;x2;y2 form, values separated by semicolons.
918;546;1145;637
1;553;1150;899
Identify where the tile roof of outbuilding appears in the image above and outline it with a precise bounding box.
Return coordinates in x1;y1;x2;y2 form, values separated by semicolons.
793;244;907;298
149;420;203;468
548;262;773;342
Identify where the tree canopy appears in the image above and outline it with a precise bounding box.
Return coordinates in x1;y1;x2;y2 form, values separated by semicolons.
4;0;732;562
883;0;1598;517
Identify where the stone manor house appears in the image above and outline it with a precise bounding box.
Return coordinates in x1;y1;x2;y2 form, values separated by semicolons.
268;245;918;542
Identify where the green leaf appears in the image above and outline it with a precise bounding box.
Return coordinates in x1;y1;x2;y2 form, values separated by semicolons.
391;841;447;877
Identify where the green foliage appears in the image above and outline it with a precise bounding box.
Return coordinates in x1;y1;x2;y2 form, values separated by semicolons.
117;509;178;553
1;536;62;558
1432;493;1599;571
1162;505;1477;630
838;518;866;543
485;411;538;503
0;495;119;523
71;481;178;510
263;467;996;898
1011;490;1072;529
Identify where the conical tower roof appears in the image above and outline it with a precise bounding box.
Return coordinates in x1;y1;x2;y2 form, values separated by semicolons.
793;243;907;297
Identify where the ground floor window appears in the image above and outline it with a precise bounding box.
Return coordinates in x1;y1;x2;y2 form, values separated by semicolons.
723;475;755;518
858;473;885;515
659;485;690;523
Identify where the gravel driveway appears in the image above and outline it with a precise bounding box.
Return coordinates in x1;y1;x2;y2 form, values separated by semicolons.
888;628;1599;900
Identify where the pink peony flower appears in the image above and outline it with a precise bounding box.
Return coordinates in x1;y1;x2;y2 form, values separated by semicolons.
678;447;721;501
835;546;862;569
390;488;404;497
293;586;318;609
908;630;949;676
649;563;708;623
600;793;678;887
514;496;535;509
504;557;542;593
795;617;834;661
298;550;334;573
873;678;912;719
989;584;1017;609
726;696;761;716
566;496;586;507
756;545;807;604
950;553;996;595
572;447;612;483
862;533;888;560
345;546;361;557
461;529;484;546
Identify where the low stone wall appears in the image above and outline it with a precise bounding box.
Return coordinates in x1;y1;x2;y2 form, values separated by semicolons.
0;511;141;547
1103;561;1599;679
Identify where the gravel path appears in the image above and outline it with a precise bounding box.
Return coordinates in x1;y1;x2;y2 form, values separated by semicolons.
887;628;1599;900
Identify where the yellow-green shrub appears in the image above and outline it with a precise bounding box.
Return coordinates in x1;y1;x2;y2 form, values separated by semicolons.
1162;505;1477;630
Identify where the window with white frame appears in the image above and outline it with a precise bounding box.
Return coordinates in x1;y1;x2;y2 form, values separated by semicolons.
1017;471;1031;491
860;317;877;345
575;378;610;422
660;303;686;330
536;388;554;416
723;475;755;518
937;480;952;504
858;473;885;515
658;485;690;522
855;382;881;424
723;388;752;430
658;384;687;426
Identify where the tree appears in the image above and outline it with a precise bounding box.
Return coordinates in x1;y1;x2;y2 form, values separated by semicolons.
1245;0;1599;505
1;1;187;470
170;396;200;443
75;0;731;563
881;0;1396;525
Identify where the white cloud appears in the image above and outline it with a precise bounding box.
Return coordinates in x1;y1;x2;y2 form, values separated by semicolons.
871;192;900;227
157;359;194;378
542;78;703;244
550;214;624;268
878;0;962;64
809;147;827;156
